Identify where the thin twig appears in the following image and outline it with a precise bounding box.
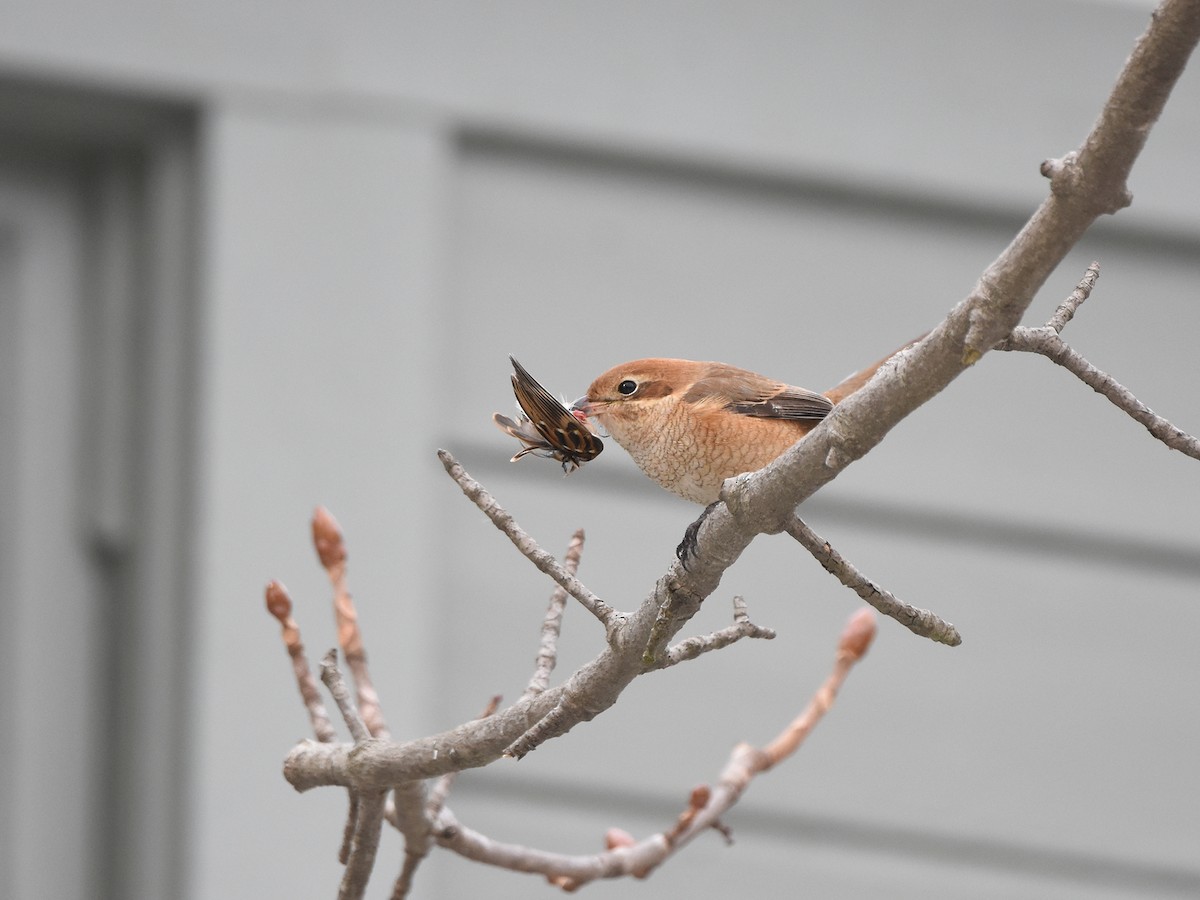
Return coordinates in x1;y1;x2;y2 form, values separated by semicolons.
389;783;432;900
265;581;337;742
786;517;962;646
438;450;621;633
645;596;776;671
524;530;585;699
1046;260;1101;333
503;697;575;760
320;649;371;743
641;591;691;666
319;651;376;876
313;507;392;739
754;609;876;769
996;264;1200;461
340;795;359;866
338;789;387;900
391;855;421;900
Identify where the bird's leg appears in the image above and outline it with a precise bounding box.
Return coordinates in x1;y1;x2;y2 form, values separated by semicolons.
676;501;720;569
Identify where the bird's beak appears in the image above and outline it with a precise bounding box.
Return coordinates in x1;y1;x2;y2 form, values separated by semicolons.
570;395;594;418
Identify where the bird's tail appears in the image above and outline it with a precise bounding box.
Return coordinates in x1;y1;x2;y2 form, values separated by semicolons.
822;333;927;405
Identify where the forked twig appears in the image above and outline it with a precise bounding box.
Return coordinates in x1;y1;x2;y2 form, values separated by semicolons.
644;596;777;671
997;262;1200;461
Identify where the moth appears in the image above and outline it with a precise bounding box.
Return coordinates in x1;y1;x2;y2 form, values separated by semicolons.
493;356;604;472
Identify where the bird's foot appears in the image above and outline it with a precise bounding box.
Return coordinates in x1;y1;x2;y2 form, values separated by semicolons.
676;501;720;569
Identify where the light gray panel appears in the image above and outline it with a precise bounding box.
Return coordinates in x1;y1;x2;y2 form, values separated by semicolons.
1;4;1194;223
192;103;454;900
1;120;199;900
0;159;98;900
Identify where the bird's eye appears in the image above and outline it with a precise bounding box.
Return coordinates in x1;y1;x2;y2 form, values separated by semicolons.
616;379;638;396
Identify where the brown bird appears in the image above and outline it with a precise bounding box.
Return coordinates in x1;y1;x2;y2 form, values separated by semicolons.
571;342;914;504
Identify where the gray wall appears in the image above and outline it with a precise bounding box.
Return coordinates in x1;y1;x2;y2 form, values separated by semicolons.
0;1;1197;898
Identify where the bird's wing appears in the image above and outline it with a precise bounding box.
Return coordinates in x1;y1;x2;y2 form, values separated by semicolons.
683;364;833;420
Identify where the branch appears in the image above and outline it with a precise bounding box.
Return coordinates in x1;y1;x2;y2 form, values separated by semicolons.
644;595;776;671
523;530;585;700
438;450;621;635
321;650;370;744
339;790;387;900
1045;260;1101;333
313;507;392;739
318;653;388;899
786;517;962;646
997;262;1200;461
265;580;337;743
389;783;432;900
502;693;587;760
431;610;876;889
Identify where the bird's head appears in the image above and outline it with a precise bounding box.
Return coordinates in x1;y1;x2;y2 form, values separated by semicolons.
571;359;706;428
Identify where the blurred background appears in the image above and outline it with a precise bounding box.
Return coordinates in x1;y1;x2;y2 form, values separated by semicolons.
1;1;1197;897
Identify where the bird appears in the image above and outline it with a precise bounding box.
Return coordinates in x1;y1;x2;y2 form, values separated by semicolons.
570;341;917;505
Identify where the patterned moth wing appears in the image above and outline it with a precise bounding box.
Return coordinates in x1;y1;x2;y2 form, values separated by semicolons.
492;356;603;472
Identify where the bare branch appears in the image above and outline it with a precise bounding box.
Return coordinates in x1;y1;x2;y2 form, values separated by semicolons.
432;610;876;889
503;695;577;760
786;517;962;646
389;783;432;900
754;609;876;769
523;530;585;699
265;580;337;743
438;450;621;634
339;795;359;866
997;264;1200;461
316;651;398;884
1046;260;1101;333
391;855;420;900
313;507;391;739
339;790;387;900
641;589;692;666
432;806;669;886
320;650;370;744
645;596;776;671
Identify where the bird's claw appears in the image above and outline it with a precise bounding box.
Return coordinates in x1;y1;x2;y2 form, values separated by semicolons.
676;501;720;569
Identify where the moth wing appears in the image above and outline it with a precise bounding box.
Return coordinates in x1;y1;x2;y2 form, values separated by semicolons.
508;357;604;463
